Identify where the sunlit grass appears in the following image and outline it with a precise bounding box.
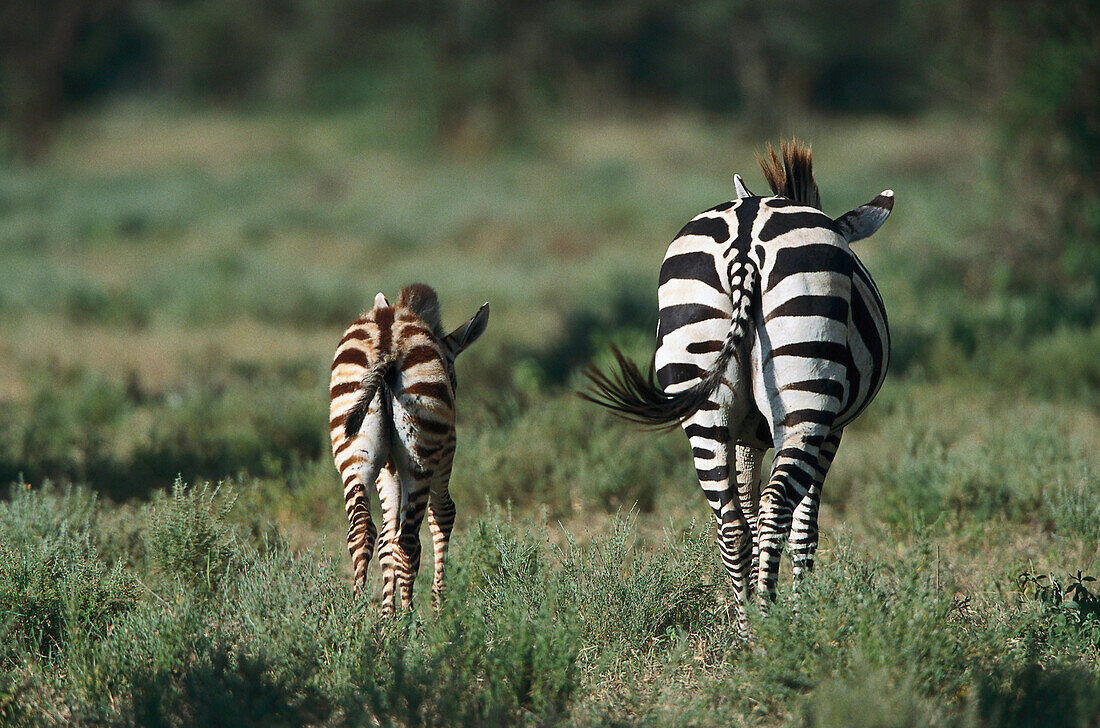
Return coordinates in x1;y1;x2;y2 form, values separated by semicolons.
1;104;1099;726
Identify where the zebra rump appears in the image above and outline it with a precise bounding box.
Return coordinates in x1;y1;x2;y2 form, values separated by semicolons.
343;352;395;440
580;263;756;429
342;285;445;440
580;139;826;428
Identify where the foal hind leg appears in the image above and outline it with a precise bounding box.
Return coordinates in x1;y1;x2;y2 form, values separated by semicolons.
427;433;457;609
374;463;404;615
396;489;429;610
390;409;442;612
333;399;388;596
389;451;433;612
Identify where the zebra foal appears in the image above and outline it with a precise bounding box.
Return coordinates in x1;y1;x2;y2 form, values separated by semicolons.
583;140;893;636
330;283;488;614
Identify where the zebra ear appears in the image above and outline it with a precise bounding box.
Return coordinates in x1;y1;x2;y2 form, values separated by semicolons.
834;190;894;243
373;292;390;308
734;174;754;199
444;302;489;356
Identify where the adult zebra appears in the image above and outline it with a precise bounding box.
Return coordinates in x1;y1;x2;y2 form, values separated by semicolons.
582;141;893;636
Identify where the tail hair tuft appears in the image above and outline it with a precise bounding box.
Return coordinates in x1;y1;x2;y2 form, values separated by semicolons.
580;264;756;429
578;347;712;431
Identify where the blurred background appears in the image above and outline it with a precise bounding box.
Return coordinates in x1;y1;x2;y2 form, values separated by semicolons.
0;0;1097;526
3;5;1100;722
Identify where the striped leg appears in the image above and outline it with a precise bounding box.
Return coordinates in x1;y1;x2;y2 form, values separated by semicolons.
683;408;752;638
392;437;437;611
757;429;831;607
789;429;842;584
375;464;404;616
345;486;376;594
397;489;429;610
717;508;753;639
428;436;457;608
734;444;764;599
334;400;388;596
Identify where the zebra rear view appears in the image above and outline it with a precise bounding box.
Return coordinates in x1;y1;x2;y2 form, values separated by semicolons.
582;140;893;637
330;283;489;615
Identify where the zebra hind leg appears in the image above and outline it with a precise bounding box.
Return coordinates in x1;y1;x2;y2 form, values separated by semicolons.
393;449;435;612
789;429;843;586
337;432;386;599
682;410;753;639
427;473;456;609
757;430;831;608
397;493;428;610
717;509;754;639
734;444;764;600
426;433;457;609
346;495;376;596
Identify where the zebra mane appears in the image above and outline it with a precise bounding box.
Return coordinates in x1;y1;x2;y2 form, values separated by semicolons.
757;139;821;210
397;283;443;337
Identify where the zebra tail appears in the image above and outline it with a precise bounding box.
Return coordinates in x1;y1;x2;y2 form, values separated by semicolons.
580;265;757;429
343;353;396;440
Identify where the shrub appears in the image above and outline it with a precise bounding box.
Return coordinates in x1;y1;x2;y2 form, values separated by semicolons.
1016;571;1100;653
144;479;239;594
0;484;139;661
551;515;718;650
68;589;331;728
344;598;580;728
339;512;582;728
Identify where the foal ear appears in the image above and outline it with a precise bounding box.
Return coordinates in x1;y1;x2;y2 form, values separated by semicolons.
443;302;489;356
834;190;894;243
373;292;390;308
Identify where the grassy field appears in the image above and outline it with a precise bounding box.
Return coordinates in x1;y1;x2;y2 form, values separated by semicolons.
1;104;1098;726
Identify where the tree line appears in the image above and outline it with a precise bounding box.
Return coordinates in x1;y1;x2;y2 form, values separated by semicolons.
0;1;1092;155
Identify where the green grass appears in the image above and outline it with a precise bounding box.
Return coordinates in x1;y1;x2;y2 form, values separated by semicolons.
1;484;1097;727
1;103;1099;726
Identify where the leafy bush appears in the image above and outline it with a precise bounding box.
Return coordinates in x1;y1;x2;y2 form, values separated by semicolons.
552;515;718;650
144;480;238;594
55;512;582;728
345;598;580;728
66;589;331;728
1016;571;1100;652
0;485;138;661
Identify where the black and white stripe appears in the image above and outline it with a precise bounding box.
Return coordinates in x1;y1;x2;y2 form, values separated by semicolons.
582;141;893;637
330;284;489;615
